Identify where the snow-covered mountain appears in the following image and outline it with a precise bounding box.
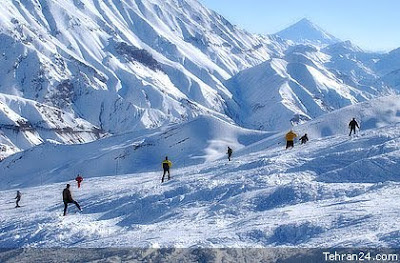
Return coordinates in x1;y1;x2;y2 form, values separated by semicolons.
224;42;383;131
0;93;105;160
222;35;400;131
382;69;400;90
375;48;400;75
275;18;340;47
0;0;287;156
3;1;400;253
1;0;400;159
225;57;359;130
321;41;382;89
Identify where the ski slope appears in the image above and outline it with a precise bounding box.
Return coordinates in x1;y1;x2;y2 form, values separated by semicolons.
0;115;268;190
1;125;400;248
2;96;400;248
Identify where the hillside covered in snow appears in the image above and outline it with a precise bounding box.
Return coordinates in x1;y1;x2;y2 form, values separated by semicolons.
0;0;287;156
0;0;400;158
2;96;400;251
2;0;400;259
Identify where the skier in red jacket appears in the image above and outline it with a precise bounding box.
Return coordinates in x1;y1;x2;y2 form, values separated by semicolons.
75;175;83;188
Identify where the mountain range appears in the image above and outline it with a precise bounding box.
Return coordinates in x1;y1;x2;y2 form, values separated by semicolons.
0;0;399;159
3;0;400;252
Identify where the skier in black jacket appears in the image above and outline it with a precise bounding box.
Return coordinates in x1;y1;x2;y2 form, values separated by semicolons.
161;157;172;183
349;118;360;136
227;147;233;161
15;190;21;208
300;134;309;144
63;184;81;216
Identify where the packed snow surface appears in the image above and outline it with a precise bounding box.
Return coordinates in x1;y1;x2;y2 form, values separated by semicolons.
2;97;400;248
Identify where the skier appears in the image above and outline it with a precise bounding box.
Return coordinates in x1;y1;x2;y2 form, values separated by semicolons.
349;118;360;136
285;130;298;149
75;174;83;189
63;184;82;216
300;134;309;144
227;147;233;161
15;190;21;208
161;156;172;183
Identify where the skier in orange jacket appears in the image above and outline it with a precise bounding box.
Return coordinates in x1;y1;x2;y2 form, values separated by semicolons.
285;130;298;149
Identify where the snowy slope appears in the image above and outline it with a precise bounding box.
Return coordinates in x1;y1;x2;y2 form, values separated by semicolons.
4;95;400;188
1;0;400;160
223;38;400;131
2;0;400;254
274;19;399;96
0;0;286;127
0;115;268;190
2;96;400;249
241;95;400;154
375;48;400;75
0;94;105;160
0;0;290;157
382;69;400;90
224;55;364;131
322;41;383;90
275;18;340;47
6;94;400;189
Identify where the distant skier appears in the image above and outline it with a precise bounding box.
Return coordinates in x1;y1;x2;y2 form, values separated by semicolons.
227;147;233;161
300;134;309;144
75;174;83;189
285;130;298;149
349;118;360;136
63;184;82;216
15;190;21;208
161;157;172;183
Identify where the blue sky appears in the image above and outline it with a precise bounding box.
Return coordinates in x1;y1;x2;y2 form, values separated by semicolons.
199;0;400;52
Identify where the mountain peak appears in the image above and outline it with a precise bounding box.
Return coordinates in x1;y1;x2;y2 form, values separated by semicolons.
297;18;316;26
276;18;340;47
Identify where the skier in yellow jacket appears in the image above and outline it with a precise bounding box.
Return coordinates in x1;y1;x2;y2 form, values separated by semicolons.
285;130;298;149
161;156;172;183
